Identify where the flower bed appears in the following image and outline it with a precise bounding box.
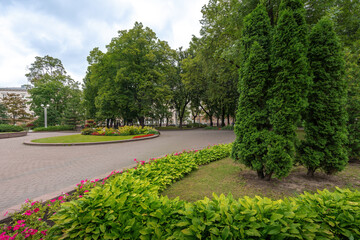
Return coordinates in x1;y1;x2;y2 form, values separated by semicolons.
1;144;359;239
81;125;158;136
132;134;154;139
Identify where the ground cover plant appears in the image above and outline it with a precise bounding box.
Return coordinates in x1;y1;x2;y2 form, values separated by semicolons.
0;124;23;133
33;125;75;132
81;125;158;136
2;144;359;239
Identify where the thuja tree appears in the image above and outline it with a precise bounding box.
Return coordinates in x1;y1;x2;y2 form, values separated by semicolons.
266;0;310;179
231;4;272;179
299;17;348;176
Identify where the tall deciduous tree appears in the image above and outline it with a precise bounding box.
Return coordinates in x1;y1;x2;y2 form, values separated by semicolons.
26;56;82;126
0;102;8;124
300;17;348;176
93;22;173;127
2;93;29;125
231;4;272;180
267;0;310;179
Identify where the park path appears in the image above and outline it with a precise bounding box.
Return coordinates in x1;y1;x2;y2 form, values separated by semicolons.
0;129;235;214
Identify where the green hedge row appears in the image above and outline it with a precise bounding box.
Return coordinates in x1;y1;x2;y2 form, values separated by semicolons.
33;125;75;132
0;124;24;132
48;144;360;239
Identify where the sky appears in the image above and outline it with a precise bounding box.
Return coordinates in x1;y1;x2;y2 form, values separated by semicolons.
0;0;208;88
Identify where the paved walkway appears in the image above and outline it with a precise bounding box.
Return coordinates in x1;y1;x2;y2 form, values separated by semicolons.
0;130;235;214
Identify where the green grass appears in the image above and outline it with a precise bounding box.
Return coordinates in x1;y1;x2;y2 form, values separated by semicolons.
31;134;147;143
161;157;360;202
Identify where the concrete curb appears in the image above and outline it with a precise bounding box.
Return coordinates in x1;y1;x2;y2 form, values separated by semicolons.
0;131;27;139
23;133;160;146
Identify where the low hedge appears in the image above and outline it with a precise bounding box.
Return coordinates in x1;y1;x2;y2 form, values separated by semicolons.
47;144;360;239
33;125;75;132
0;124;23;132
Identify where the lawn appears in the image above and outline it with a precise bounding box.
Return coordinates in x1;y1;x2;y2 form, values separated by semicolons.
31;134;148;143
161;157;360;201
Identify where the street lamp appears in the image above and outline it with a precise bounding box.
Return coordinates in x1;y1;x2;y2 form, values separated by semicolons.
41;104;50;128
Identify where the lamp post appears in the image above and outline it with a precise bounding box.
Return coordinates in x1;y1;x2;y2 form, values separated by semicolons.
41;104;50;128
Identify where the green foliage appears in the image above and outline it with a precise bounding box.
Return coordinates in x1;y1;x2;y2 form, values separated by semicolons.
47;143;360;239
26;55;83;127
1;93;30;125
84;22;174;126
81;126;158;136
345;42;360;161
232;4;273;179
267;0;310;178
0;124;23;132
33;125;75;132
0;102;8;124
299;17;348;175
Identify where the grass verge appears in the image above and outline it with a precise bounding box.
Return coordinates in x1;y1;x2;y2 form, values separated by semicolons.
161;157;360;201
31;134;149;143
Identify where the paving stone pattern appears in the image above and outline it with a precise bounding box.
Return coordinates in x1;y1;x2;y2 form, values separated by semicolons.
0;130;235;213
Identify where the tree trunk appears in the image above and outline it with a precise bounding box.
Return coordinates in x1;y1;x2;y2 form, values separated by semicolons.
106;119;110;128
138;117;145;128
221;108;225;127
257;170;265;179
166;117;169;126
264;172;273;181
209;117;213;126
307;168;316;177
179;116;183;129
227;114;230;126
216;118;219;127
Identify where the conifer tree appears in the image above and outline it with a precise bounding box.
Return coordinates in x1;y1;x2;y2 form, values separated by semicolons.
266;0;310;179
299;17;348;176
231;4;272;179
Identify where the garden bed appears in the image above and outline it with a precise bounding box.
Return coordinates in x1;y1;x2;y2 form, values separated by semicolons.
24;133;159;146
162;157;360;201
0;131;27;139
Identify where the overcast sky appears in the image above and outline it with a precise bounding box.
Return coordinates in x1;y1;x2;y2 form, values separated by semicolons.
0;0;208;88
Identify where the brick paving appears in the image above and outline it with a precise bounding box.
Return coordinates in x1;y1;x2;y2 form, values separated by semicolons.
0;129;235;214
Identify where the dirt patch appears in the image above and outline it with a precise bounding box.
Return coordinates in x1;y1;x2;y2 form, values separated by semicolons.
238;162;360;199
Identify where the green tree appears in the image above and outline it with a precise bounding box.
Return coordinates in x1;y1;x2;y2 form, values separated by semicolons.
0;102;8;124
267;0;310;179
93;22;173;127
26;56;82;126
2;93;29;125
345;43;360;161
300;17;348;175
231;4;272;180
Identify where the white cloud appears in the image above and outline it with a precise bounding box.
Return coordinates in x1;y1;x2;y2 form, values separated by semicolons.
0;0;208;87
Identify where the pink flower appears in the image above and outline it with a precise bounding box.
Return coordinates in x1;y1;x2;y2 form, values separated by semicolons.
24;199;29;203
31;201;38;206
41;230;47;235
23;210;33;216
34;208;39;213
94;179;99;182
3;211;8;217
38;218;42;221
50;199;56;203
84;190;89;193
17;220;25;224
79;195;83;198
6;226;12;231
58;196;64;201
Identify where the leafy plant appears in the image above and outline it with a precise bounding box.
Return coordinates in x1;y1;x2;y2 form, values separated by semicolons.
33;125;75;132
0;124;24;132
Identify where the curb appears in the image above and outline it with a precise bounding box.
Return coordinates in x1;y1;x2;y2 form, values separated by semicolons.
0;131;27;139
23;133;160;146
